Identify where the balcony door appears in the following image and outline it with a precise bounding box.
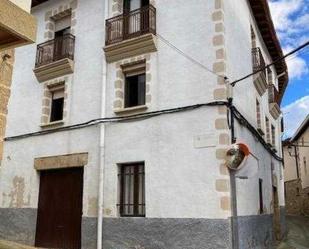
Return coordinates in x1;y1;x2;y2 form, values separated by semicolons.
54;15;71;61
123;0;149;37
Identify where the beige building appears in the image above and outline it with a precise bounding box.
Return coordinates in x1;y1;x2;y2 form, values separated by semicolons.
283;115;309;215
0;0;37;163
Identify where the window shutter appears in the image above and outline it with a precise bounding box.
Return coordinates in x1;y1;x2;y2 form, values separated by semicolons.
138;74;146;105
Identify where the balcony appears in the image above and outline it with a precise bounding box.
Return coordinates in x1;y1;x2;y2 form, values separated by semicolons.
268;84;281;120
0;0;36;51
252;48;267;96
104;5;157;63
33;34;75;82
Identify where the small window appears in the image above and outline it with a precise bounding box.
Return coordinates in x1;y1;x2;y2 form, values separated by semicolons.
265;117;270;144
50;89;64;122
251;26;256;48
125;73;146;108
296;187;300;196
256;99;261;129
304;157;307;175
267;68;273;85
259;179;264;214
271;124;276;147
118;163;145;217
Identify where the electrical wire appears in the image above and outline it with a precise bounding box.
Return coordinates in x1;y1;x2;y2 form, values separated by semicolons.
5;101;228;141
156;33;227;80
5;100;283;162
230;105;283;162
230;40;309;87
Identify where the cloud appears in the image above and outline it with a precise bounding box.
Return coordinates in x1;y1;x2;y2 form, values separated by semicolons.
269;0;303;32
282;95;309;138
269;0;309;80
286;52;309;79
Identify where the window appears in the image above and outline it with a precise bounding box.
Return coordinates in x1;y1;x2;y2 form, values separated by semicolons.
265;117;270;144
54;15;71;59
124;0;149;12
296;187;300;196
54;15;71;37
50;89;64;122
267;68;273;85
251;26;256;48
259;179;264;214
118;163;145;217
256;99;262;132
125;74;145;108
304;157;307;175
271;124;276;147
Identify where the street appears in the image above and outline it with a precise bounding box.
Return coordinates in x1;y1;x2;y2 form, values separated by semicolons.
277;216;309;249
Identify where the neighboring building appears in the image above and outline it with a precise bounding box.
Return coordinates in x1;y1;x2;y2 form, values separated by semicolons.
0;0;37;164
0;0;288;249
283;115;309;216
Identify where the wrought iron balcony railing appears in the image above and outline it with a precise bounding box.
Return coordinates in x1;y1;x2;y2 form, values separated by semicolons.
35;34;75;68
105;5;156;46
268;84;280;105
252;47;266;79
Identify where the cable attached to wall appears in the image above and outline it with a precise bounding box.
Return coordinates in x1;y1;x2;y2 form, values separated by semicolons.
5;99;283;162
5;101;228;141
230;105;283;162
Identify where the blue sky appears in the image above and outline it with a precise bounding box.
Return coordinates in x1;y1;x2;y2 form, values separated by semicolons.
269;0;309;138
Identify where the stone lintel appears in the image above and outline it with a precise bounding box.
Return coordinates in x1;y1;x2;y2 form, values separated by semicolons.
34;152;88;170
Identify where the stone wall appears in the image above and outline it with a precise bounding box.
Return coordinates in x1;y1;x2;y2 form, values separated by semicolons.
0;50;14;163
285;179;309;216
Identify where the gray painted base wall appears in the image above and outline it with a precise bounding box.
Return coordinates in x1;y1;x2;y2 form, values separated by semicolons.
101;218;232;249
82;217;97;249
280;207;287;238
236;214;273;249
0;210;280;249
82;217;233;249
0;208;37;246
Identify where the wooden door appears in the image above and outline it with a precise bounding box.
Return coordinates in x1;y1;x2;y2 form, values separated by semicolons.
35;168;83;249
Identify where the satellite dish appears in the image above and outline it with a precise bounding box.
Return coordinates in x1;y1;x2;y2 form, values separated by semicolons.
225;143;250;170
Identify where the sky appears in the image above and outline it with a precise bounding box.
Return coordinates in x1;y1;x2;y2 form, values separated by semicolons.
268;0;309;138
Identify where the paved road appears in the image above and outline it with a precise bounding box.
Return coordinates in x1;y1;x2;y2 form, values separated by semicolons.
0;240;38;249
277;216;309;249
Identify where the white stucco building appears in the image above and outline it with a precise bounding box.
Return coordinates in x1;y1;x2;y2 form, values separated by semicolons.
0;0;288;248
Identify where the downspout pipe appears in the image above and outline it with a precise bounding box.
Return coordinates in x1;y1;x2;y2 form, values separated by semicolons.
228;97;239;249
97;0;109;248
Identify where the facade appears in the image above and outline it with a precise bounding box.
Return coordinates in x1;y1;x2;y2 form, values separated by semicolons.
0;0;288;249
283;116;309;216
0;0;37;173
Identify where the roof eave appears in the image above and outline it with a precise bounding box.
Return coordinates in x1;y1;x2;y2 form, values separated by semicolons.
248;0;289;105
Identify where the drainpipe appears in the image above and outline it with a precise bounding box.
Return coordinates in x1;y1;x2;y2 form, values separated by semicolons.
97;0;109;248
228;97;239;249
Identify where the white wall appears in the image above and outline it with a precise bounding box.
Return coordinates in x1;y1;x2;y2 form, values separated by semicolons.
1;0;286;222
104;109;229;219
103;0;231;219
234;120;285;216
224;0;285;215
1;0;106;218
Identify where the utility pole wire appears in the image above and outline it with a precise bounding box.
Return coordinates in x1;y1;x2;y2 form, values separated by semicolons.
156;33;227;80
230;40;309;87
